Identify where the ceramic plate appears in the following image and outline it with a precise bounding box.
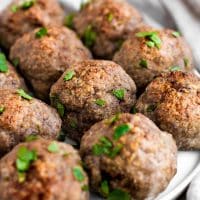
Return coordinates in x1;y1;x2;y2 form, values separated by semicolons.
0;0;200;199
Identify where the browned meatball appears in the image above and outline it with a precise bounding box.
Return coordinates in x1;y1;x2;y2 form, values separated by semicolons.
73;0;143;59
10;26;92;100
0;55;27;90
0;89;61;156
113;26;194;90
0;0;65;50
80;113;177;200
50;60;136;142
136;71;200;150
0;139;89;200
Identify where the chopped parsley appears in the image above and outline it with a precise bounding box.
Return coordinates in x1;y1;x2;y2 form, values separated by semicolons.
25;134;39;142
12;57;20;67
116;39;124;50
100;180;110;197
106;114;120;125
139;59;148;68
11;5;19;13
50;95;65;117
95;99;106;107
0;106;5;114
136;31;162;49
56;102;65;117
107;13;114;22
82;25;97;47
48;141;60;153
172;31;181;38
69;119;78;129
17;89;33;100
11;0;36;13
108;189;131;200
112;89;125;100
16;146;37;182
146;104;157;112
113;124;131;140
184;58;189;67
92;136;123;158
0;53;8;73
73;167;85;182
64;14;75;29
169;66;181;72
35;27;48;39
64;70;75;81
21;0;36;10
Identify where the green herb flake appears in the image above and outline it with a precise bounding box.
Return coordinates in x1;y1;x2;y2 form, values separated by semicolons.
106;114;120;125
139;59;148;68
169;66;181;72
56;102;65;117
95;99;106;107
35;27;48;39
47;141;60;153
107;13;114;22
100;180;110;197
12;57;20;67
100;137;112;148
73;167;85;182
11;5;19;13
146;104;157;113
17;89;33;100
113;124;131;140
82;25;97;47
64;70;75;81
16;146;37;183
108;189;131;200
172;31;181;38
184;58;189;67
108;144;123;158
25;134;39;142
146;41;155;48
64;14;75;29
17;172;26;183
0;53;8;73
112;89;125;101
116;39;124;50
92;143;104;156
21;0;36;10
82;184;89;191
136;31;162;49
0;106;5;114
69;119;78;129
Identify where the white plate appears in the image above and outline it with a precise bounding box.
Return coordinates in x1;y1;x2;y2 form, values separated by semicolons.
1;1;200;200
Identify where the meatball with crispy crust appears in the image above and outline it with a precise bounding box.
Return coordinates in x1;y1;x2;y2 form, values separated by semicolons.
73;0;143;59
10;26;92;100
50;60;136;142
0;89;61;156
136;71;200;150
0;0;65;50
0;53;27;90
0;139;89;200
80;113;177;200
113;26;194;90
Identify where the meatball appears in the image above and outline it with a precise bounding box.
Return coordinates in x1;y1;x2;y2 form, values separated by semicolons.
50;60;136;142
0;139;89;200
0;0;64;50
113;26;194;90
0;89;61;156
80;113;177;200
10;26;92;100
136;71;200;150
73;0;143;58
0;53;27;90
